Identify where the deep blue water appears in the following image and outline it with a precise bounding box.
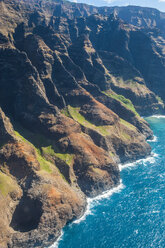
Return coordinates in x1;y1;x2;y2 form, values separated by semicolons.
52;116;165;248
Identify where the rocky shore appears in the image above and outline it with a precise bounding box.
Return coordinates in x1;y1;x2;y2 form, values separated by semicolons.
0;0;165;247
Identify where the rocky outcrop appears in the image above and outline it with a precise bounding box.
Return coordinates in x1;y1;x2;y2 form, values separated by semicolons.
0;108;86;248
0;0;164;247
0;108;15;145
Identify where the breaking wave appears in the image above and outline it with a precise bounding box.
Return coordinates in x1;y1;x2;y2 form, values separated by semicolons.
50;180;124;247
119;152;159;171
49;231;64;248
150;115;165;118
50;150;159;248
73;179;124;224
147;135;158;142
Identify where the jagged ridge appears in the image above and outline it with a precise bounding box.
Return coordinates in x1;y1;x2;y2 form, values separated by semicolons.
0;0;164;247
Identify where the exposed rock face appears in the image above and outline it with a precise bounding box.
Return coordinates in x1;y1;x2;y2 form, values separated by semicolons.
0;108;86;248
0;108;15;145
0;0;164;247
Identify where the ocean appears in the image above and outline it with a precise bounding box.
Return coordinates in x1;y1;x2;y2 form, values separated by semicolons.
51;116;165;248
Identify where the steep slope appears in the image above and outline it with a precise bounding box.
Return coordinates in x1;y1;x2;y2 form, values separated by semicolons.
0;0;164;247
0;108;86;248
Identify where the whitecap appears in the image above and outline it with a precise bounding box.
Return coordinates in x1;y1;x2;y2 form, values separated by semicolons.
50;180;125;248
119;161;137;171
119;152;159;171
49;230;64;248
50;151;159;247
73;198;93;224
147;135;158;142
159;173;165;178
73;179;124;224
144;152;159;165
142;155;156;165
152;152;159;157
89;179;124;203
150;115;165;119
152;210;160;214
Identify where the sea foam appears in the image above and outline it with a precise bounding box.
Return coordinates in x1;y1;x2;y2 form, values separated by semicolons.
150;115;165;119
73;179;124;224
119;152;159;172
49;231;64;248
50;150;159;248
50;180;124;247
147;135;158;142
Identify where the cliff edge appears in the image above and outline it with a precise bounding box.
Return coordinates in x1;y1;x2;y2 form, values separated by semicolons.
0;0;164;247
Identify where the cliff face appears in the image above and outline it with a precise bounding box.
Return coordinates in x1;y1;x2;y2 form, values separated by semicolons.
0;0;164;247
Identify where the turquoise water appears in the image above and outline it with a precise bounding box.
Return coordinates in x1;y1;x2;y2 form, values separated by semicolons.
52;116;165;248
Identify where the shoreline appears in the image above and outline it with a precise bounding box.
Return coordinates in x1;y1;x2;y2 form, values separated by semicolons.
49;180;124;248
50;115;162;248
50;153;158;248
149;115;165;118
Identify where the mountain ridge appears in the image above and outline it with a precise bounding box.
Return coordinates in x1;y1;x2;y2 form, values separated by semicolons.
69;0;165;12
0;0;165;247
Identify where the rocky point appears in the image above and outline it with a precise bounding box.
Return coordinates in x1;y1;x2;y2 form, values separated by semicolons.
0;0;165;247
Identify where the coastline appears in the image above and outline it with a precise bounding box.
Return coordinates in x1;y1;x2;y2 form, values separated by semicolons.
50;114;165;248
0;0;165;246
47;115;164;248
50;144;159;248
149;115;165;118
49;180;124;248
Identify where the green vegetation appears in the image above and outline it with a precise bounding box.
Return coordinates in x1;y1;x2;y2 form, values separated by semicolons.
14;130;28;143
36;152;52;173
0;171;17;197
61;108;71;118
68;105;110;136
14;130;52;173
14;122;74;172
42;146;74;166
120;118;136;131
156;95;164;104
68;106;85;124
13;124;73;183
102;91;139;116
41;146;56;157
55;153;74;166
109;151;115;157
122;132;131;141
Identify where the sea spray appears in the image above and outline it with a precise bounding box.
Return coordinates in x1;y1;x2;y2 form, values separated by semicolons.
50;180;124;248
119;151;158;171
147;135;158;142
50;116;165;248
150;115;165;118
50;153;159;248
49;231;64;248
73;179;124;224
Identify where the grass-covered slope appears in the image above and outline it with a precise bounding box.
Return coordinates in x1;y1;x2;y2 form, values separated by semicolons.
0;0;164;247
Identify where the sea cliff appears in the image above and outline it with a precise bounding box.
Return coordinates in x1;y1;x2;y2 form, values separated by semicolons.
0;0;165;247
